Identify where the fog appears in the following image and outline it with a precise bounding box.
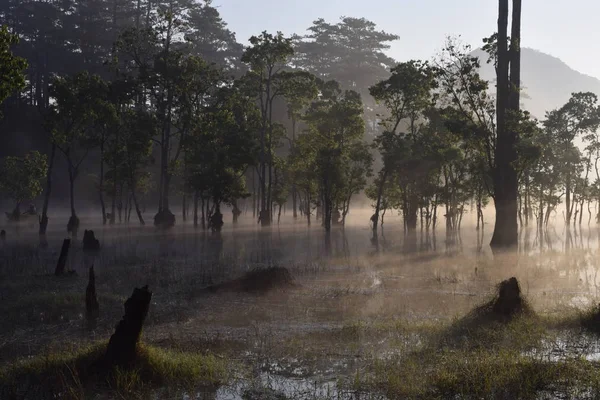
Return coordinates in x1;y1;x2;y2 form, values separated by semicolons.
4;0;600;397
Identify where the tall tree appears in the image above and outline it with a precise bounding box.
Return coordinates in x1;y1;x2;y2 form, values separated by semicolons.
241;31;294;226
543;93;600;225
302;81;369;232
47;72;107;235
369;60;438;236
115;8;222;228
490;0;521;248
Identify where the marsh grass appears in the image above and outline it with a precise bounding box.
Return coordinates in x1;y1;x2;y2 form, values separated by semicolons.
350;302;600;399
0;342;231;399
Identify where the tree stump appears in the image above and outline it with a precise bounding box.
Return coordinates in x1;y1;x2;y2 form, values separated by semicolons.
492;277;523;317
67;215;80;235
82;230;100;252
153;209;175;229
105;285;152;367
86;266;99;319
54;239;71;276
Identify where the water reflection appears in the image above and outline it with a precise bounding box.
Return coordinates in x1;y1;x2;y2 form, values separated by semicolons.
2;213;600;277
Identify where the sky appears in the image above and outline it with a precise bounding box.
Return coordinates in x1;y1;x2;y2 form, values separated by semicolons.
215;0;600;79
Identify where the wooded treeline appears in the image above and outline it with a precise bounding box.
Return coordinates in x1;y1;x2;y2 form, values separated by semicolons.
1;0;599;248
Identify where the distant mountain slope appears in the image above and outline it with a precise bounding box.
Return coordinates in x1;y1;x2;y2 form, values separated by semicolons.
473;48;600;119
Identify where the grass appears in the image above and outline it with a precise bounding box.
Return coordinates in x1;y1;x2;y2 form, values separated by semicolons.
368;348;600;399
345;302;600;399
0;341;232;399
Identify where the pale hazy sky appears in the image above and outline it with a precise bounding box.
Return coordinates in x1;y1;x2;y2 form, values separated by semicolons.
215;0;600;79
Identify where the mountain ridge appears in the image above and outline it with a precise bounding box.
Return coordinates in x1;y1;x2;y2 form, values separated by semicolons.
473;47;600;119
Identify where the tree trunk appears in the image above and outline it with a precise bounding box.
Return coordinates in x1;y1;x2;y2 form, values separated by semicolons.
117;183;123;223
69;168;76;218
39;143;55;235
490;0;520;249
127;193;133;222
54;239;71;276
193;191;199;228
130;187;145;225
252;172;256;219
292;187;298;219
99;141;107;225
201;197;206;230
110;173;117;225
372;170;388;238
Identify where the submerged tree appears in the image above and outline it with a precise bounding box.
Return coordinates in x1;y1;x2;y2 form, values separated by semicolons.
47;72;108;235
185;86;259;231
115;9;224;228
240;31;294;226
301;81;371;232
369;60;438;235
543;92;600;225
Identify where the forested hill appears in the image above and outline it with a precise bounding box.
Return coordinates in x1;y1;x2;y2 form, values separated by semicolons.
474;48;600;119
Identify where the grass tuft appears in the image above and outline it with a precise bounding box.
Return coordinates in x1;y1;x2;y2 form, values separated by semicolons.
0;342;231;399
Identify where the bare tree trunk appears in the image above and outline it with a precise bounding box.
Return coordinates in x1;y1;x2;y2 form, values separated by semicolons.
99;140;107;225
490;0;520;249
193;191;199;228
372;170;388;238
130;189;144;225
201;197;206;230
39;143;55;235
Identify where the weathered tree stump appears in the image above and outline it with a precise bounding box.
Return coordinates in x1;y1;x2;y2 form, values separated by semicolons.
67;215;80;235
153;209;175;229
105;285;152;367
86;266;99;319
54;239;71;276
82;230;100;252
492;277;523;317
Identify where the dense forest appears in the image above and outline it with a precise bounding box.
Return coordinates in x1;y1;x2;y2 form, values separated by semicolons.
1;0;599;248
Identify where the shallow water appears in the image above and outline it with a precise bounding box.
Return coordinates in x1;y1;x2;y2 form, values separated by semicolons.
4;211;600;398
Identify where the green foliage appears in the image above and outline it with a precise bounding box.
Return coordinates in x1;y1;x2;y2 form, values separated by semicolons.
241;31;293;72
0;151;47;207
298;81;371;228
186;85;259;206
0;25;26;113
48;72;110;155
293;17;398;101
369;61;442;228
